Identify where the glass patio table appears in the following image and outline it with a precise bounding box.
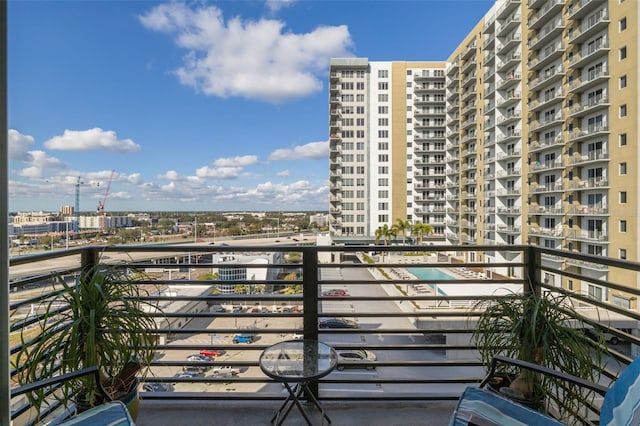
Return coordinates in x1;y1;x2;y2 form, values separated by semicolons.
259;340;338;425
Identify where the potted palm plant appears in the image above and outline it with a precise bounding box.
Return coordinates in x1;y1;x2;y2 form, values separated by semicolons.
471;283;609;424
14;261;161;420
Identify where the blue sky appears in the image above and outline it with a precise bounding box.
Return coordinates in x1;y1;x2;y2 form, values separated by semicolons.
8;0;493;213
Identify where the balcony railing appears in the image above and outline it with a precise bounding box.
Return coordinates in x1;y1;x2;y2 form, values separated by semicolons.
8;244;640;425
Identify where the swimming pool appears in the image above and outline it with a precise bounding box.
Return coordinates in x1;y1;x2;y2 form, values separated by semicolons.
406;267;455;281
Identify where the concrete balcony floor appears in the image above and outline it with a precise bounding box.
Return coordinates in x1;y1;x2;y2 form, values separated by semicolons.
137;400;457;426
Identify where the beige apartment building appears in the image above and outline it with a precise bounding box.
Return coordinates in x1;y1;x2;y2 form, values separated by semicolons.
328;0;638;308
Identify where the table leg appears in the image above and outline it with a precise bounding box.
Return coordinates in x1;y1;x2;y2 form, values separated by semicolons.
272;382;314;426
302;383;332;424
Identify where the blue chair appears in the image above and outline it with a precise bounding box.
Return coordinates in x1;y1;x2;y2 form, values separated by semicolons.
11;366;136;425
450;355;640;426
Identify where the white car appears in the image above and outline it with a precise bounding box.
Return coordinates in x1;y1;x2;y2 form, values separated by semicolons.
336;349;377;371
211;366;240;376
291;333;303;340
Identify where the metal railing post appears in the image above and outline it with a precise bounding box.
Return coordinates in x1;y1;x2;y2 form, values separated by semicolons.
524;246;542;297
81;248;100;284
301;246;320;398
1;2;9;423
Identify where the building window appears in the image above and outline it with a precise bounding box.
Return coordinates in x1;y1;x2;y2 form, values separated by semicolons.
620;75;627;89
620;104;627;117
620;191;627;203
620;162;627;175
619;17;627;31
612;295;631;309
619;46;627;60
378;70;388;78
620;133;627;146
620;220;627;232
378;82;388;90
620;248;627;260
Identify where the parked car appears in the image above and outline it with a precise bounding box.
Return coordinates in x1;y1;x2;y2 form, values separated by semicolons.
233;334;255;344
322;289;348;297
142;382;173;392
199;349;223;357
211;365;241;376
186;354;212;362
336;349;377;370
319;318;358;329
291;333;303;340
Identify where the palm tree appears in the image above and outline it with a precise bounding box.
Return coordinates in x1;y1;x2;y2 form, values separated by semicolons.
412;222;434;245
375;224;394;245
395;219;412;244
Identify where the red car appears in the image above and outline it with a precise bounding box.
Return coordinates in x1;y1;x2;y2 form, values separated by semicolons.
322;289;348;297
200;349;222;357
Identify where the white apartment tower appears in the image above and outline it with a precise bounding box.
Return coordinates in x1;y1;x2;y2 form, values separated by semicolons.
329;59;447;238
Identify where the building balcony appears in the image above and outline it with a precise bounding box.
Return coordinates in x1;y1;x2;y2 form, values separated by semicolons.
529;205;563;215
568;205;609;216
529;183;563;194
568;12;610;45
566;125;609;143
496;72;521;91
567;229;609;243
528;227;563;238
528;18;564;50
567;68;609;94
529;158;563;173
496;0;521;21
567;41;610;69
496;111;521;126
568;0;604;20
497;52;521;71
496;130;521;144
527;0;565;30
496;150;521;161
9;245;638;426
496;225;521;234
568;95;610;118
496;91;521;109
567;177;609;191
529;114;563;133
528;65;564;92
461;58;476;74
496;33;521;56
528;92;564;112
497;206;521;215
497;13;521;37
566;150;609;166
528;42;564;72
528;135;564;153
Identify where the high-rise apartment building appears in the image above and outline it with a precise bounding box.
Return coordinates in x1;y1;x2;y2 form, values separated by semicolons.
329;0;638;307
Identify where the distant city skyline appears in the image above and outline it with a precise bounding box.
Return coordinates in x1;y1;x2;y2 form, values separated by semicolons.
8;0;492;212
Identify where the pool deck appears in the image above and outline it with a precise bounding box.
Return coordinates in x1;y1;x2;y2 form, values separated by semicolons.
386;258;490;309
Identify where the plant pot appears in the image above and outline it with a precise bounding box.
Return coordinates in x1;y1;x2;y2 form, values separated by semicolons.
119;378;140;420
76;378;140;420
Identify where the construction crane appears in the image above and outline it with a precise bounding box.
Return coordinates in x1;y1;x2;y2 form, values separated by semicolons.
97;170;115;232
74;176;83;232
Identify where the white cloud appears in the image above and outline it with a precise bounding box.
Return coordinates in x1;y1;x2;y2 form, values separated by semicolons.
8;129;35;161
195;166;243;179
17;150;67;179
140;3;353;102
276;170;290;177
268;140;328;161
44;128;141;152
265;0;297;13
213;155;258;167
